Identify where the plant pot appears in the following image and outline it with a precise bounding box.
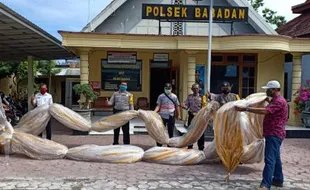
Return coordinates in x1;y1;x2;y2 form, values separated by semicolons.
72;108;92;135
301;111;310;128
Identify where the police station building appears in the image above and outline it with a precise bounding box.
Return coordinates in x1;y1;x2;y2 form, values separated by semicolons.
59;0;310;126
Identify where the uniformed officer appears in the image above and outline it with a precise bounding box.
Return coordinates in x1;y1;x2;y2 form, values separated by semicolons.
109;82;134;145
154;83;181;147
182;83;208;150
208;81;240;106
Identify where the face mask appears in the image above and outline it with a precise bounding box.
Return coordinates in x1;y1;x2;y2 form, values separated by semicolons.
165;89;171;94
40;88;47;95
120;85;127;92
266;89;273;97
222;89;230;95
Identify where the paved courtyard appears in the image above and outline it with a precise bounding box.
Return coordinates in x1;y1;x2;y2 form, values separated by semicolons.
0;135;310;190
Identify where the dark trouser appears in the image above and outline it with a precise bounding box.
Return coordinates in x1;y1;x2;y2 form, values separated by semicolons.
39;119;52;140
113;109;130;145
261;136;284;189
157;115;175;147
187;112;205;150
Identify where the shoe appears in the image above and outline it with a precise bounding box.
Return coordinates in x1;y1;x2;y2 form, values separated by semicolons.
258;183;269;190
198;147;204;151
113;142;119;145
258;185;269;190
272;181;283;187
258;187;268;190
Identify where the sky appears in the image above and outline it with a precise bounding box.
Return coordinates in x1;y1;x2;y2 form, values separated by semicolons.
0;0;306;40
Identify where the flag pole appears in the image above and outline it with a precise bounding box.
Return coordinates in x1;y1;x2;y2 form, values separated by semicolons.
205;0;213;93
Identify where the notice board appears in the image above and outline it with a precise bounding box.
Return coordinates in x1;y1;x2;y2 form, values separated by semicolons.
101;54;142;91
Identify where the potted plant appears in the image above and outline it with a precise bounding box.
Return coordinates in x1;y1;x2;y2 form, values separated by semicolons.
294;80;310;128
72;83;98;135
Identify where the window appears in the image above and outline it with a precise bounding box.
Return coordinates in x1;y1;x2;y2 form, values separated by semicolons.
227;55;239;63
243;55;256;64
212;55;223;63
210;54;257;97
211;65;239;94
242;67;255;98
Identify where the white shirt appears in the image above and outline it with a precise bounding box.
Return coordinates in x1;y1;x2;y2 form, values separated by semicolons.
34;93;53;106
0;97;6;119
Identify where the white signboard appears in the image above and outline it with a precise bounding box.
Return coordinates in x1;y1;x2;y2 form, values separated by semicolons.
108;52;137;64
153;53;169;62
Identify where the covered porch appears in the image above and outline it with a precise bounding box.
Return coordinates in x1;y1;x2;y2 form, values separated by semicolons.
0;3;74;110
59;31;310;127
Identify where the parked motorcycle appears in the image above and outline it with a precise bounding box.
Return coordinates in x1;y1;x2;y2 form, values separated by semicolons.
1;92;24;126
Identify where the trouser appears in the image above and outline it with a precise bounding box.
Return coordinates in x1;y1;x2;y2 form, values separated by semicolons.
261;136;284;189
187;112;205;150
156;115;175;147
113;109;130;145
39;119;52;140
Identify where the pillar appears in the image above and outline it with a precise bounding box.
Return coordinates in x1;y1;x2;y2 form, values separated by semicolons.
288;53;303;126
78;49;90;108
187;56;196;95
27;56;34;111
79;50;90;85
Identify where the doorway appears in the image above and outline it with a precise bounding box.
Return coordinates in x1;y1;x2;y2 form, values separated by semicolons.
150;68;172;110
65;78;80;108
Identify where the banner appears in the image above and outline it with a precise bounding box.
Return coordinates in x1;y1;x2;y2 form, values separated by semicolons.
195;65;205;95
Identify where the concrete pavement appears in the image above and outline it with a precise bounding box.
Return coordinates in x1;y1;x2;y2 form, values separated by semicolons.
0;135;310;189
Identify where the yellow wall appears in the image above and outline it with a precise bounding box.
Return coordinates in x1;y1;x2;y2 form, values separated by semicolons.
46;76;79;103
0;77;14;95
88;50;182;103
257;52;285;93
50;77;66;103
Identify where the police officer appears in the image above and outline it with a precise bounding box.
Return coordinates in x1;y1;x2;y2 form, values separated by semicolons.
109;82;134;145
154;83;181;147
208;81;241;164
182;83;207;150
208;81;240;106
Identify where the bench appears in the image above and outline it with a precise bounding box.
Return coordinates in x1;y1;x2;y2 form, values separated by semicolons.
91;97;113;116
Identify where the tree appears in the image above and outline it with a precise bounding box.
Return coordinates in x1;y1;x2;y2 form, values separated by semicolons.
13;61;38;99
0;62;19;80
73;84;98;109
248;0;264;11
0;61;38;98
37;60;61;92
248;0;287;28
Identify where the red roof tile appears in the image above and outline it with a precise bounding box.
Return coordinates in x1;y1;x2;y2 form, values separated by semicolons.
277;13;310;37
292;1;310;13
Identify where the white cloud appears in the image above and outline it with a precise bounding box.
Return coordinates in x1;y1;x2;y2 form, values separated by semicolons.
264;0;305;21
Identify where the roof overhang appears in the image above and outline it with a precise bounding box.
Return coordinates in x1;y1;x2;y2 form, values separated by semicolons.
37;68;80;76
59;31;310;53
0;3;75;61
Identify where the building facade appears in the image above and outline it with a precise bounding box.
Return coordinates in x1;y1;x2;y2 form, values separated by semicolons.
60;0;310;126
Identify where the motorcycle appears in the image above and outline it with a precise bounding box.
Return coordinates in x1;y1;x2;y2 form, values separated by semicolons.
3;104;21;126
6;97;28;115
